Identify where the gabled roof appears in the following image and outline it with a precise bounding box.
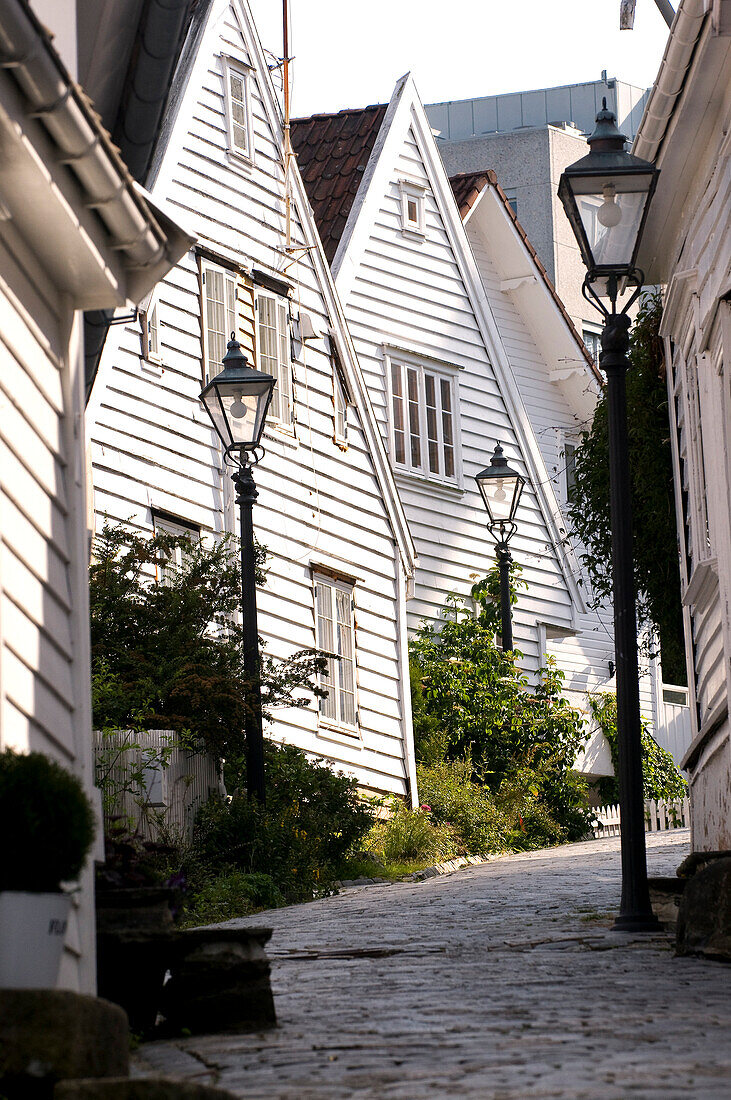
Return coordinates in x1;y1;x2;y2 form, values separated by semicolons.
291;104;386;263
449;170;598;379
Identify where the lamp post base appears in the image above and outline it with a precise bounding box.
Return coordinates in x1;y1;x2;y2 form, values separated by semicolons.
612;912;662;933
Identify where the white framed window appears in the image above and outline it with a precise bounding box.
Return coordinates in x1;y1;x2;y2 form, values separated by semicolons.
202;264;237;383
141;296;162;366
222;57;254;164
257;288;292;427
399;179;426;237
582;325;602;368
152;514;200;585
314;573;357;731
563;439;577;503
387;355;458;483
503;188;518;217
334;369;348;446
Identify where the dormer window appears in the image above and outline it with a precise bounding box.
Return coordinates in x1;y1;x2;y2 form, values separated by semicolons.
223;57;254;165
399;179;426;237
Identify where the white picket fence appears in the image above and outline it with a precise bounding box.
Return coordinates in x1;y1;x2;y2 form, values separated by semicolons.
592;796;690;838
94;729;224;841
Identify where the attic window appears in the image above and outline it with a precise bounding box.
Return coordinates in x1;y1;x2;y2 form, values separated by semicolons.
399;179;426;237
223;57;254;164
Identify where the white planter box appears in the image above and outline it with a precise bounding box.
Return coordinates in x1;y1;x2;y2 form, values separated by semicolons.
0;891;71;988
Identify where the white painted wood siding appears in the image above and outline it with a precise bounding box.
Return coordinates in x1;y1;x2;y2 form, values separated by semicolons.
0;243;96;992
338;119;576;681
87;1;411;797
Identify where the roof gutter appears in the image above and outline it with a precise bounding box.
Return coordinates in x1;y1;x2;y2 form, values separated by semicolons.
0;0;169;274
632;0;708;162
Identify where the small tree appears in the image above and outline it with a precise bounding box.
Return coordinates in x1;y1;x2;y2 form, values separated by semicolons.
90;525;327;765
410;566;591;841
567;292;686;683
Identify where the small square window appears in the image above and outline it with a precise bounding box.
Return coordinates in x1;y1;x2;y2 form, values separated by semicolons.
223;58;254;165
399;179;426;236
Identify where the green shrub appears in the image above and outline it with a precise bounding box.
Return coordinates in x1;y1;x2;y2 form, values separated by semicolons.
0;749;96;891
191;742;372;904
365;801;460;864
589;693;687;803
182;871;284;926
416;759;509;853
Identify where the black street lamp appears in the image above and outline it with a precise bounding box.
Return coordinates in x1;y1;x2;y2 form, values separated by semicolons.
200;334;276;803
475;443;525;652
558;100;660;932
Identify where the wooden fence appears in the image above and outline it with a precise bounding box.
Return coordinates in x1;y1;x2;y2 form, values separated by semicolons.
93;729;224;841
592;796;690;838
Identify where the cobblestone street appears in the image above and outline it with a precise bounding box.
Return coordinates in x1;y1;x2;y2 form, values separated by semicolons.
136;831;731;1099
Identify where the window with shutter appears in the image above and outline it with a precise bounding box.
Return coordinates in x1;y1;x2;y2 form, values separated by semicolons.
257;288;292;427
314;574;357;731
203;265;237;383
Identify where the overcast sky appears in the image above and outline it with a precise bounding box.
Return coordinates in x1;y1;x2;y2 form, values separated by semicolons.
247;0;671;119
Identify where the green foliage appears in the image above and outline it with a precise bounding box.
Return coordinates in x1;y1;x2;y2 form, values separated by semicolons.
567;293;686;683
89;525;327;761
589;693;687;802
181;871;284;926
189;742;372;904
416;759;509;854
365;800;460;864
0;749;96;891
409;570;591;841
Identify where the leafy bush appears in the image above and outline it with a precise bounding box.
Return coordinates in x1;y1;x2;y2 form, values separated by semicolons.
90;525;327;762
190;742;372;904
365;801;460;865
0;749;96;891
416;759;509;853
409;569;592;843
182;871;284;926
589;693;687;803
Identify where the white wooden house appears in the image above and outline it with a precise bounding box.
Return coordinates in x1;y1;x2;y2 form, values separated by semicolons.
0;0;189;991
292;76;688;779
86;0;419;802
635;0;731;850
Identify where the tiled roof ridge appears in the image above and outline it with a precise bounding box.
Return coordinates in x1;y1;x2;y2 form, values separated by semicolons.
291;102;386;124
449;170;598;379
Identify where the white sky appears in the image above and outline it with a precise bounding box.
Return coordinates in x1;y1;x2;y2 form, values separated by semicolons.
247;0;671;118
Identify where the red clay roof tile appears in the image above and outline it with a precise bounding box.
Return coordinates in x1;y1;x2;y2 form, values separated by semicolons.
291;104;387;264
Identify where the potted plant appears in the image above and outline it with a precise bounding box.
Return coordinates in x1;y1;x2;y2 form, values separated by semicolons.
0;749;95;988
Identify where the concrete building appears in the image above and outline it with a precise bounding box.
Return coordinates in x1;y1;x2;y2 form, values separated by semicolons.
426;77;652;359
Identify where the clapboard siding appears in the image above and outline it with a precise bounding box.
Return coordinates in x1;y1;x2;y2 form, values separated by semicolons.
88;0;412;797
335;105;575;684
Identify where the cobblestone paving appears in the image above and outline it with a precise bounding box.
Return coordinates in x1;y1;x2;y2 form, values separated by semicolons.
135;831;731;1098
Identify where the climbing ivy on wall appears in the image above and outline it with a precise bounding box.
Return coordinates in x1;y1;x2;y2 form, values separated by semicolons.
567;292;686;685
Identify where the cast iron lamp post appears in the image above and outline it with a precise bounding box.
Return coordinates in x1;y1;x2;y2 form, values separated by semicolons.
558;99;660;932
200;334;276;803
475;443;526;652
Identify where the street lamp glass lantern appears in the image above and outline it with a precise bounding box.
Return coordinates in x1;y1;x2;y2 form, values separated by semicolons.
558;99;658;290
475;443;525;528
200;334;276;456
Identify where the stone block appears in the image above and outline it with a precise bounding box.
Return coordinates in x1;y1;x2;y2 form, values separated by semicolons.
0;990;128;1099
55;1080;237;1098
159;926;276;1035
676;855;731;960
